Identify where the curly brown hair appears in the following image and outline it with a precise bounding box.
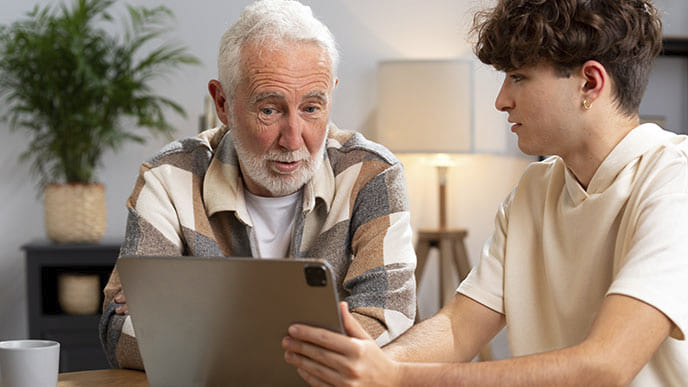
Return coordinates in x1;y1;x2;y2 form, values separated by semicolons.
472;0;663;116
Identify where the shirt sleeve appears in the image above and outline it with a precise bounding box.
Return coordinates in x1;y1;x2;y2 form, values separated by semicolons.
607;155;688;340
344;162;417;346
457;190;513;315
99;163;184;369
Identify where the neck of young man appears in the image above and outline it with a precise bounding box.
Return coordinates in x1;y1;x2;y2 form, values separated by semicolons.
562;113;639;190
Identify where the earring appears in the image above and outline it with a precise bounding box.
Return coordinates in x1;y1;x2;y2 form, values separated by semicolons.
583;99;592;111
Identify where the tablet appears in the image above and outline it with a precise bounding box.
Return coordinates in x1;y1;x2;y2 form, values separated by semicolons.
117;256;344;387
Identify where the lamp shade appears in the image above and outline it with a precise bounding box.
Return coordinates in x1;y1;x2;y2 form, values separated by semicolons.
375;59;511;231
377;60;474;154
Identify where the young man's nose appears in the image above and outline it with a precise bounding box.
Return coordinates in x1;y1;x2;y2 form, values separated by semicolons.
495;83;513;112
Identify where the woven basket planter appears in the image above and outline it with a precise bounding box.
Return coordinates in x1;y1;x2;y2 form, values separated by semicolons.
57;273;101;315
44;183;106;243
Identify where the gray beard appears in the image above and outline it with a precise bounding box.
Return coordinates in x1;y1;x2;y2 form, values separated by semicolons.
230;126;327;197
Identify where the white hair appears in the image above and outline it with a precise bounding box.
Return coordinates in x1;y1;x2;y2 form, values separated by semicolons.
217;0;339;110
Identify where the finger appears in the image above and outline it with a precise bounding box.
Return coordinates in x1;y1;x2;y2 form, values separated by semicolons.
287;324;355;355
297;367;333;387
284;350;342;386
115;304;129;315
283;336;351;372
114;293;126;304
340;301;372;340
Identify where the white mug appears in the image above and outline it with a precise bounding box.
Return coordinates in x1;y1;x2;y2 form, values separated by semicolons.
0;339;60;387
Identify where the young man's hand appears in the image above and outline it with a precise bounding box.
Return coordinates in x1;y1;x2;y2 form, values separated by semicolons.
283;301;401;386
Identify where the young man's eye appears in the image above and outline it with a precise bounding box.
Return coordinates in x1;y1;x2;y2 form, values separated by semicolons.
510;74;524;82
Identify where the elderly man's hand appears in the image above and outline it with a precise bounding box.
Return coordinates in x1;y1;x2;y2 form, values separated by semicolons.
282;301;400;387
114;292;129;315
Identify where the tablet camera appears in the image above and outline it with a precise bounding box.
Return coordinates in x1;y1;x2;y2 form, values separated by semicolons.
304;265;327;287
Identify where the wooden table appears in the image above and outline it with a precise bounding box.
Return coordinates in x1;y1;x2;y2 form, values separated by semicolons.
58;369;148;386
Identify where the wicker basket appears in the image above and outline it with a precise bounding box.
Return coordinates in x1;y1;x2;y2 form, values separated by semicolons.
57;273;101;315
44;183;106;243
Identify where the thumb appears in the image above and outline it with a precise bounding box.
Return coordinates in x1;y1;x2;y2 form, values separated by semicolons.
340;301;373;340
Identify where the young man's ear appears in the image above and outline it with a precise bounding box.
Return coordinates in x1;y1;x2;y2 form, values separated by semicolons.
579;60;607;105
208;80;230;125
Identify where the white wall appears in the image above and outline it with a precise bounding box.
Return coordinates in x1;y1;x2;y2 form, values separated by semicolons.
654;0;688;37
641;57;688;134
639;0;688;134
1;0;685;363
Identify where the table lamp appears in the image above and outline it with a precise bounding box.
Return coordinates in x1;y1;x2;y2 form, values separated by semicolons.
376;59;475;230
376;60;507;361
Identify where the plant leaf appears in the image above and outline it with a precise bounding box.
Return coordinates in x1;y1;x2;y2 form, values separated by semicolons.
0;0;200;186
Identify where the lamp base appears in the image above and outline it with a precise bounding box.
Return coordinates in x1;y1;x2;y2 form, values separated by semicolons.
436;165;448;230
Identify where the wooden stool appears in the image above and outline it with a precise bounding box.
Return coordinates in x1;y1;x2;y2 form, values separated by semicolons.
415;228;493;361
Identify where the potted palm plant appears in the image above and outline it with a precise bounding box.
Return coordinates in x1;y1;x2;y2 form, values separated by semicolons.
0;0;198;243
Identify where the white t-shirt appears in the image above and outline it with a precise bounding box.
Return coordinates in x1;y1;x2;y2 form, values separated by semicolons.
244;189;301;258
459;124;688;386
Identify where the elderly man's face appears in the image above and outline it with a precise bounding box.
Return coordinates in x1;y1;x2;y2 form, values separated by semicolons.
226;41;335;197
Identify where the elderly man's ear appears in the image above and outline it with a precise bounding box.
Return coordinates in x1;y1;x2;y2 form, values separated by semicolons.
208;80;230;126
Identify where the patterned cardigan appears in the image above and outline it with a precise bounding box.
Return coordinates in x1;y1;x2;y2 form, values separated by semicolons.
99;124;417;369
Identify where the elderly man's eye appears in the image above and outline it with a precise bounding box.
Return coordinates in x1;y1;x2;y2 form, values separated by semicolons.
261;107;275;115
304;106;319;113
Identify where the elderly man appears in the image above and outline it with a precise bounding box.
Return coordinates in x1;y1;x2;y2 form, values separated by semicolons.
99;0;416;370
283;0;688;386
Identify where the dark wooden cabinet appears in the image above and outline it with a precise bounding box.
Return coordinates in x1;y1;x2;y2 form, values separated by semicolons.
23;241;121;372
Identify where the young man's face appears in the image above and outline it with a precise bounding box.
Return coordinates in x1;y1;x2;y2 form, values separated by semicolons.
495;62;584;158
228;41;335;197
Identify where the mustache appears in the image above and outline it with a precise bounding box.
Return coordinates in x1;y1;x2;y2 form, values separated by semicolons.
263;147;310;163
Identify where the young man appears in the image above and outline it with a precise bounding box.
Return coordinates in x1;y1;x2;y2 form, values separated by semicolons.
99;0;416;370
283;1;688;385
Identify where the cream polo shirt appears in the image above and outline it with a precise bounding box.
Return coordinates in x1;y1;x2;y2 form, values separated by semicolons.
459;123;688;386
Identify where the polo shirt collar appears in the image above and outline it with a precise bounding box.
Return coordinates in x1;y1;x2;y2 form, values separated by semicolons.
564;123;668;203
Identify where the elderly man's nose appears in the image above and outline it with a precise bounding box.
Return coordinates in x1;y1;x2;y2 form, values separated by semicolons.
278;116;304;150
